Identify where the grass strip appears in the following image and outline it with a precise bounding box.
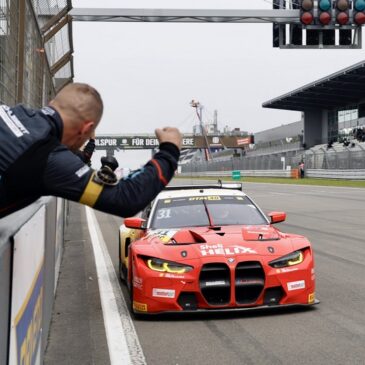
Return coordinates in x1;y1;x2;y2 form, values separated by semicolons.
174;175;365;188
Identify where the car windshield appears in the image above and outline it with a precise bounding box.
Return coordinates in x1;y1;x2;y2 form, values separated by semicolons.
150;195;267;229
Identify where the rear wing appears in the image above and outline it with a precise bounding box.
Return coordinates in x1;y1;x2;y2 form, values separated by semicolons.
164;180;242;192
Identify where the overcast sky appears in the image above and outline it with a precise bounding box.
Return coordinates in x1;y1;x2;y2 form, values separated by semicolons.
72;0;365;168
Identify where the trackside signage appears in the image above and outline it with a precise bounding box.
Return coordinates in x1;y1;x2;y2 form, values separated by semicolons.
9;207;45;365
95;135;253;150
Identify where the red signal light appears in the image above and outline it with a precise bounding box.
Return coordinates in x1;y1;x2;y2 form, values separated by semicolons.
336;11;349;24
319;12;332;24
301;12;314;25
318;0;333;26
300;0;314;25
354;11;365;24
335;0;351;45
354;0;365;26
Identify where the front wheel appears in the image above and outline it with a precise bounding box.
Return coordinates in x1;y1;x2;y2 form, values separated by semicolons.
119;260;127;283
118;235;128;283
129;271;143;319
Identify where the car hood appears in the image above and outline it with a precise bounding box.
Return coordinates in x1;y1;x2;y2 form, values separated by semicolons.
136;225;308;261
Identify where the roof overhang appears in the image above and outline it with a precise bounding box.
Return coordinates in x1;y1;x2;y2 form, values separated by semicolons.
263;60;365;111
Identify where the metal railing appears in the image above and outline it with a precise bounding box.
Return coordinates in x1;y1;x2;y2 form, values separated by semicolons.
181;150;301;173
0;0;19;105
181;142;365;174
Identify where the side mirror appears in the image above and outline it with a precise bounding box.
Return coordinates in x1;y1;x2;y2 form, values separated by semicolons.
124;217;147;230
268;212;286;224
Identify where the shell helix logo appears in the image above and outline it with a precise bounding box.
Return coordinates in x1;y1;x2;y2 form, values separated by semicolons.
200;244;257;256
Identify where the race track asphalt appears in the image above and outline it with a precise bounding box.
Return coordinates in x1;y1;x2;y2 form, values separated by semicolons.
46;179;365;365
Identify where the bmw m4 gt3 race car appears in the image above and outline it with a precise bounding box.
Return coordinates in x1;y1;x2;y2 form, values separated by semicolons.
118;182;318;315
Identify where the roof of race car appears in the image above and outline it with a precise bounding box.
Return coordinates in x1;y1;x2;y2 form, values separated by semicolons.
156;187;247;200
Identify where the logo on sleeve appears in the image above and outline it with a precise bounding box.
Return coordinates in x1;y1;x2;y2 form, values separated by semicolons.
0;105;29;137
75;165;90;178
41;106;56;116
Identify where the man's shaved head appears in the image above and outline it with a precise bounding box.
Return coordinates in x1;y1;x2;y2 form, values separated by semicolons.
49;83;104;150
50;82;103;126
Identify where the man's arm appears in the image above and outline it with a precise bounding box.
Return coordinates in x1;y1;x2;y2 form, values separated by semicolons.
43;142;179;217
93;143;179;216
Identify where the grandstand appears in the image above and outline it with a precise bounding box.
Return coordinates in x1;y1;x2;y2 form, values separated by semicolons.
181;60;365;174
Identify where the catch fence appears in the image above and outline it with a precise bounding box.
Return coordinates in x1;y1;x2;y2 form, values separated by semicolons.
305;146;365;170
0;0;73;107
181;143;365;173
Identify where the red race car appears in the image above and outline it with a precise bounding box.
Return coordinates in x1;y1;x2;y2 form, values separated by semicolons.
119;182;318;315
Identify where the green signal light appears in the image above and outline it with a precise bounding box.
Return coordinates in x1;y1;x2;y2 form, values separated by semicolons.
355;0;365;11
319;0;332;11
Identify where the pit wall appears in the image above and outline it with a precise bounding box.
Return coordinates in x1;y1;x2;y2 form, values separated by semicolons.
0;197;65;365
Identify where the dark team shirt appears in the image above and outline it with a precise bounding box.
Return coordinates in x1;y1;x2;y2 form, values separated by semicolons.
0;104;180;218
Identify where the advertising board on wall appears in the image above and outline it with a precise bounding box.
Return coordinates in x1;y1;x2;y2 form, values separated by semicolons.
95;135;253;150
9;206;45;365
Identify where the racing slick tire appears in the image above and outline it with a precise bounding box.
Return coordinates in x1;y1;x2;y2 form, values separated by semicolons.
119;260;128;283
119;261;127;283
129;271;143;319
118;235;128;284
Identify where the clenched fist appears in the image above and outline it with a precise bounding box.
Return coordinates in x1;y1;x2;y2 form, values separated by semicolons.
155;127;182;150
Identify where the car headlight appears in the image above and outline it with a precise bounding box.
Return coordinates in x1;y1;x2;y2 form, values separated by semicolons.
145;257;193;274
269;250;304;268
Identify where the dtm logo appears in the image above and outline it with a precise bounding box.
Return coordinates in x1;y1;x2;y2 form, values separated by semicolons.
200;243;256;256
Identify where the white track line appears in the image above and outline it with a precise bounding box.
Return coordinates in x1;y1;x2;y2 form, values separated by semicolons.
85;207;146;365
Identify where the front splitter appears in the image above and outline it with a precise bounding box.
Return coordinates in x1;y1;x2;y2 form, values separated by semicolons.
134;299;320;316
